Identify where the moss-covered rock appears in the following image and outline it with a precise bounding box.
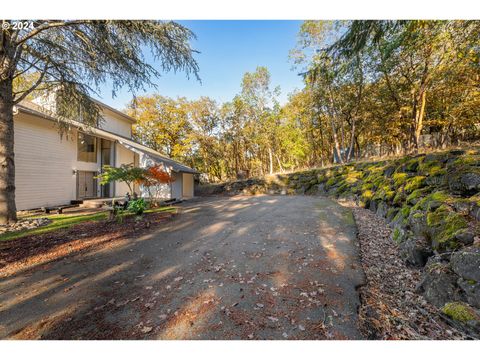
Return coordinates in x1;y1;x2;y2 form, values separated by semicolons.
404;157;423;172
441;302;480;323
392;227;402;243
386;207;399;222
451;247;480;283
399;236;432;267
391;205;411;228
447;164;480;196
372;184;395;202
404;176;426;193
426;205;469;250
406;188;430;205
393;172;409;186
325;176;338;188
417;257;463;307
408;210;429;237
361;189;374;202
411;191;450;212
391;191;404;206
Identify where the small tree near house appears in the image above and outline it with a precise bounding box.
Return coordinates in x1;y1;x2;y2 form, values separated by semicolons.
139;164;173;205
97;163;172;204
97;164;146;196
97;164;146;219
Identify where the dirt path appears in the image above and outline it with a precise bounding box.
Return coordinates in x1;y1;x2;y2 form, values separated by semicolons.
0;195;365;339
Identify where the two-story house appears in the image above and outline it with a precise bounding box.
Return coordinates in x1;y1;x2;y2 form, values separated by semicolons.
13;97;196;211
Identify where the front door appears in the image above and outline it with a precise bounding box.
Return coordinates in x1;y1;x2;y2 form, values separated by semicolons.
77;171;97;199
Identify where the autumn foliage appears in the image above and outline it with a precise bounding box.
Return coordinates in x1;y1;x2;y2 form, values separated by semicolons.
98;163;173;202
141;164;173;187
139;164;173;202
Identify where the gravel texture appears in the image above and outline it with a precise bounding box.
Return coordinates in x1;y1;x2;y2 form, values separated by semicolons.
0;195;365;339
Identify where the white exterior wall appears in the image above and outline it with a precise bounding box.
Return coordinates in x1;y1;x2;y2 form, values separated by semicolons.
137;153;171;199
171;171;183;200
114;144;136;196
14;112;141;209
99;109;132;138
139;182;171;199
182;173;194;199
14;113;77;210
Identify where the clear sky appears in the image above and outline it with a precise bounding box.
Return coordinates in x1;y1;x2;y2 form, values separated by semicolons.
94;20;305;111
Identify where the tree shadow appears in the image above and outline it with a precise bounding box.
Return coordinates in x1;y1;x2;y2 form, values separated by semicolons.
0;195;365;340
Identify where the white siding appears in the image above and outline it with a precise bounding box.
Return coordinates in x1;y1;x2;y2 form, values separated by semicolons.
138;153;171;199
171;171;183;200
140;183;171;199
182;173;194;199
114;144;136;196
99;109;132;138
14;113;77;210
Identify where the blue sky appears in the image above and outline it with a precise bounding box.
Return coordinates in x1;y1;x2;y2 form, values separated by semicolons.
95;20;305;110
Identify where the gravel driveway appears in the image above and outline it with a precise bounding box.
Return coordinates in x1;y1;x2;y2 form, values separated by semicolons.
0;195;365;339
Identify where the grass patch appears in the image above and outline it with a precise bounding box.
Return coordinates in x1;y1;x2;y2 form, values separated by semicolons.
144;206;176;214
0;211;108;242
1;206;177;242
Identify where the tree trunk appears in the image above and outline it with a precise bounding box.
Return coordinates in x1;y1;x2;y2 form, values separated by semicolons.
326;91;343;164
0;76;17;224
355;136;361;159
268;147;273;175
274;152;284;173
413;90;426;152
346;118;356;162
330;120;343;164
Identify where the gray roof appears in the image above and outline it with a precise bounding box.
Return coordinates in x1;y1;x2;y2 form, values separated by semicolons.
118;140;198;174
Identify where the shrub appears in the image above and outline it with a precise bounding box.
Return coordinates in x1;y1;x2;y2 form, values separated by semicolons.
128;198;148;215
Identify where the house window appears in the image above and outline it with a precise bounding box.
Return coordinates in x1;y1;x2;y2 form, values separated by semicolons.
77;133;97;162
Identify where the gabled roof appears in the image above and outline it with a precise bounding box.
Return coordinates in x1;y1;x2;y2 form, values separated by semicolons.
15;100;198;174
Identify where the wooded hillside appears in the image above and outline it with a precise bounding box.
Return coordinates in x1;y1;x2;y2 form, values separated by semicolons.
130;20;480;181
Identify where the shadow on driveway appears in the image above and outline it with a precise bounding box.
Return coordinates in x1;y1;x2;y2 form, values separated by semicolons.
0;195;365;340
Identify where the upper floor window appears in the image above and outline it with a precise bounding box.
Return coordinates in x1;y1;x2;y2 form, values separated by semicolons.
77;132;97;163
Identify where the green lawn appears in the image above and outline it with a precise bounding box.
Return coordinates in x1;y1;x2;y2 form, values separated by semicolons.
0;206;176;242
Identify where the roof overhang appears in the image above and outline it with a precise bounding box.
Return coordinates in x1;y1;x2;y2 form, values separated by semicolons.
15;101;198;174
117;140;199;174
